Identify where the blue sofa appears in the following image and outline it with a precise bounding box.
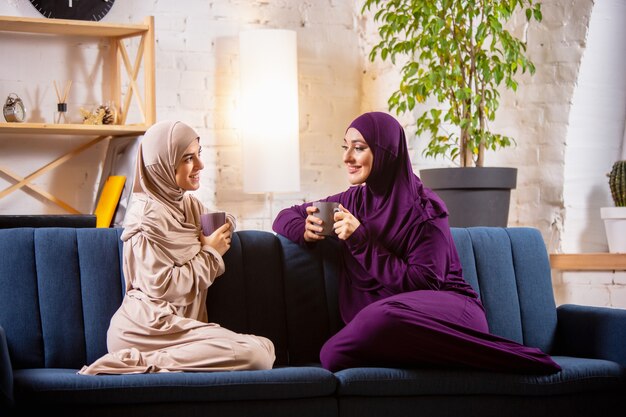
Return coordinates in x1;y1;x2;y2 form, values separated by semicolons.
1;227;624;417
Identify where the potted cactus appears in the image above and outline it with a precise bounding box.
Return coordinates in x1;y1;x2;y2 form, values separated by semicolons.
601;160;626;253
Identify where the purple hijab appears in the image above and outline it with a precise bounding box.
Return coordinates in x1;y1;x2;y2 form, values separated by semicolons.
273;112;474;324
346;111;448;235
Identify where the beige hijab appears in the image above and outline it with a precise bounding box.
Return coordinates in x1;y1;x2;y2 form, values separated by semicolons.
121;120;205;274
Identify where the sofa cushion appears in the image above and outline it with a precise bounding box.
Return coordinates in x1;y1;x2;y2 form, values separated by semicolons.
333;356;623;396
13;366;336;404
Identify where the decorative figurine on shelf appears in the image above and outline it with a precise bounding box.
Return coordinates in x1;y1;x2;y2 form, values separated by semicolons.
53;80;72;124
98;103;118;125
3;93;26;122
80;103;118;125
80;106;105;125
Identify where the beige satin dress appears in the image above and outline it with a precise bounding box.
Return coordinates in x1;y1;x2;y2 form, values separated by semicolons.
79;121;275;375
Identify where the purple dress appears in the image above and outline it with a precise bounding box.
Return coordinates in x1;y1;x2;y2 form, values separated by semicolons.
273;112;561;374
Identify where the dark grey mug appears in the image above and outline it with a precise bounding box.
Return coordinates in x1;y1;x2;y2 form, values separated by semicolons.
312;201;340;236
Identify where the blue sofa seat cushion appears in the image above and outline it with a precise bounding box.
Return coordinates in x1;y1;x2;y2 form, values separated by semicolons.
334;356;624;397
13;366;336;405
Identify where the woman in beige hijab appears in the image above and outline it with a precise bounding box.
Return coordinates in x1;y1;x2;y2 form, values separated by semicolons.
79;120;275;374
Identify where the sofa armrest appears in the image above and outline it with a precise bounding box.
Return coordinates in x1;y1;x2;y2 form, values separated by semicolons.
0;325;14;408
556;304;626;366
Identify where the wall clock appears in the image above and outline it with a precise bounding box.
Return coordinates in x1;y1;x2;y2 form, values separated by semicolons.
29;0;116;21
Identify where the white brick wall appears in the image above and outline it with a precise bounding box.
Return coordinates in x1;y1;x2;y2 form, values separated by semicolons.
1;0;625;308
555;0;626;309
563;0;626;250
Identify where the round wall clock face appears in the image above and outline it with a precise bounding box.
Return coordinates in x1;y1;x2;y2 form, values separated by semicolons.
29;0;116;21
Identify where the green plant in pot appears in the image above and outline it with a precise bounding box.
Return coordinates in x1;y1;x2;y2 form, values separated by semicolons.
608;160;626;207
601;160;626;253
362;0;542;227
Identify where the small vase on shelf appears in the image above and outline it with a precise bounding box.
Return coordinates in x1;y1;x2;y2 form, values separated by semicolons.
55;102;68;124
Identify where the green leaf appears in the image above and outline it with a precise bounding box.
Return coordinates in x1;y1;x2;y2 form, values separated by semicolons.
363;0;538;165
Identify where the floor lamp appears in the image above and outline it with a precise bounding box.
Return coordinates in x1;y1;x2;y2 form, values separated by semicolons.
239;29;300;222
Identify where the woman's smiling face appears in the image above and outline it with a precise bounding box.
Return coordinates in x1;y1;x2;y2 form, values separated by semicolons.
175;139;204;191
342;127;373;185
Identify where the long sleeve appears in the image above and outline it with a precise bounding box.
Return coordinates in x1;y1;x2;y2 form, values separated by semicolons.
273;195;345;245
344;219;451;292
272;204;309;245
123;233;225;307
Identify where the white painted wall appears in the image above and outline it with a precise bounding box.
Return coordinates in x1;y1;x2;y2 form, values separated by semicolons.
1;0;625;307
562;0;626;253
555;0;626;308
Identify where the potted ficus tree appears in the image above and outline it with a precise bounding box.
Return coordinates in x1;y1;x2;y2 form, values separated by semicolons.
601;160;626;253
362;0;542;226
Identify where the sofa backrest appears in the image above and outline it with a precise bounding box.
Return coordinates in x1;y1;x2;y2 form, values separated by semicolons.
0;228;125;370
206;231;343;366
0;228;336;370
450;227;558;353
0;226;558;371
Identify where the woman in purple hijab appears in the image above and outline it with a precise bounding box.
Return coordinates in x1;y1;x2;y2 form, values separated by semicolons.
272;112;560;374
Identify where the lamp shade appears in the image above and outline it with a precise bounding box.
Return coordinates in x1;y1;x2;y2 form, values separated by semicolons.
239;29;300;193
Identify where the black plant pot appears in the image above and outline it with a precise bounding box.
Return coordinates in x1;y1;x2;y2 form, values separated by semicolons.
419;167;517;227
